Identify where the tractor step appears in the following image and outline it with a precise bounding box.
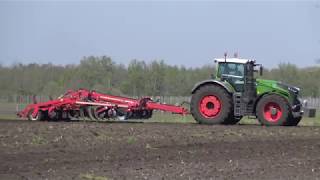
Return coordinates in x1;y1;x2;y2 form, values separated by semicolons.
233;92;243;117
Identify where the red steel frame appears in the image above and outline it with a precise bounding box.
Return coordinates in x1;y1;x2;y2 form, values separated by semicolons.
17;89;189;120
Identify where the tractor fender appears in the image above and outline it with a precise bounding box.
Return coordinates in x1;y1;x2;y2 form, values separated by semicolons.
191;80;234;94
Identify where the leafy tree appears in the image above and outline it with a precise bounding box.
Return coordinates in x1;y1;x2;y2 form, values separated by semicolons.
0;56;320;98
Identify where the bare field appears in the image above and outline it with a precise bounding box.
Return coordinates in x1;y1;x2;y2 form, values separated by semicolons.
1;120;320;180
1;103;320;179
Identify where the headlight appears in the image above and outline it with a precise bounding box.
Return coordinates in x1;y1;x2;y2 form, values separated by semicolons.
277;82;300;94
288;86;300;94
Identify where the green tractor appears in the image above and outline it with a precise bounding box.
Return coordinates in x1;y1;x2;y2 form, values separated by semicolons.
190;56;303;126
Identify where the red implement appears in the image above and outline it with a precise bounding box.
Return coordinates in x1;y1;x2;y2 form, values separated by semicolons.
17;89;189;121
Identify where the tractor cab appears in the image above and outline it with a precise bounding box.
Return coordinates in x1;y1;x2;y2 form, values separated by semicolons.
214;58;258;92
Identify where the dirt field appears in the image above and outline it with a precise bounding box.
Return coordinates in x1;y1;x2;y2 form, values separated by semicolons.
1;120;320;180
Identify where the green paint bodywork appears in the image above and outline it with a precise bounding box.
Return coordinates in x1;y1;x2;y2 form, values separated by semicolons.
256;79;292;102
218;78;292;101
213;62;295;104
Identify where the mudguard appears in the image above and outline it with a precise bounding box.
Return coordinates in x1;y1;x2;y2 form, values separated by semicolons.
191;79;234;94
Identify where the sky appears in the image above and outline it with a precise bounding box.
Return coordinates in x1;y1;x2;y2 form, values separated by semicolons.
0;1;319;68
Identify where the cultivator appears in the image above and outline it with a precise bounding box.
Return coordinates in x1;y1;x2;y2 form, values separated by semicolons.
17;89;189;121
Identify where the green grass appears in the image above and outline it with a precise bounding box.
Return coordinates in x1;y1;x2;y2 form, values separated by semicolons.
0;114;17;120
79;173;109;180
0;102;27;120
148;112;195;123
126;136;137;144
298;116;320;126
31;135;47;145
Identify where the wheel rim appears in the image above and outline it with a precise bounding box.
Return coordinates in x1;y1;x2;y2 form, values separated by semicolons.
29;114;39;121
263;102;283;122
199;95;221;118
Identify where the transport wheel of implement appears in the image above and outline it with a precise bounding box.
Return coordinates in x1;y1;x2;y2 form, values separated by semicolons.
28;110;43;121
256;94;290;126
191;84;233;125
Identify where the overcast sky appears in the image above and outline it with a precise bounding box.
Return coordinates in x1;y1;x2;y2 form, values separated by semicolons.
0;1;319;68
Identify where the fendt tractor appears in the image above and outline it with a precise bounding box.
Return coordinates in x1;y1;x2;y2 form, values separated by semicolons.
191;55;303;126
18;54;304;126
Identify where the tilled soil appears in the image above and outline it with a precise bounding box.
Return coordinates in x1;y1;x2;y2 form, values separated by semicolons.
1;120;320;180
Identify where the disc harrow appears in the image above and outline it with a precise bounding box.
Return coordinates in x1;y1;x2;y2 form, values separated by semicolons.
17;89;189;121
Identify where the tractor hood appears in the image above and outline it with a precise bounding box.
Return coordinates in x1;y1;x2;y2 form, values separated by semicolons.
256;79;300;95
276;81;300;95
256;79;278;89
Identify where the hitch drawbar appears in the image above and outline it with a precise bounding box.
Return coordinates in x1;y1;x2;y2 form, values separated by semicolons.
17;89;189;121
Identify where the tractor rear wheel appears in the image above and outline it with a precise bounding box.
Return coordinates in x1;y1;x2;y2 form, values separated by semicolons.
256;94;290;126
191;84;233;125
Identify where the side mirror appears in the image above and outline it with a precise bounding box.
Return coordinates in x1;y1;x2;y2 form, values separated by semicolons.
260;66;263;76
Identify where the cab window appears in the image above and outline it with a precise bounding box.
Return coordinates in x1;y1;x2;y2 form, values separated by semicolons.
218;63;244;77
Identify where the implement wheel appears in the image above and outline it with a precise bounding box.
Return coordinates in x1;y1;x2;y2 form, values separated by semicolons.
28;110;43;121
256;94;290;126
191;84;233;125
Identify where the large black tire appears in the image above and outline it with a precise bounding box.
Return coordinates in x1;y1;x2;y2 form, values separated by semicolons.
223;116;242;125
190;84;233;125
286;116;302;126
256;94;290;126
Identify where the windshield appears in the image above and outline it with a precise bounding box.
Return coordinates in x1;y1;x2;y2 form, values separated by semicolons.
218;63;244;77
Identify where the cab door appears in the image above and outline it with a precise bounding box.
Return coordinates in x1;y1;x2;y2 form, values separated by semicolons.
218;63;245;92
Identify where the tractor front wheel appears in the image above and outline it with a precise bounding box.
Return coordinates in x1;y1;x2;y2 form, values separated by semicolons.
286;116;302;126
256;94;290;126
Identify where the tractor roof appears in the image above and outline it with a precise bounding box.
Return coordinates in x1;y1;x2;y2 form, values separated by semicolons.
214;58;253;64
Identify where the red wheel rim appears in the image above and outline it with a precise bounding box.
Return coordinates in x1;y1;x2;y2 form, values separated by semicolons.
199;95;221;118
263;102;283;122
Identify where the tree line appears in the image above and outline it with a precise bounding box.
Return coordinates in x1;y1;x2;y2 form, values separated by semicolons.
0;56;319;98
